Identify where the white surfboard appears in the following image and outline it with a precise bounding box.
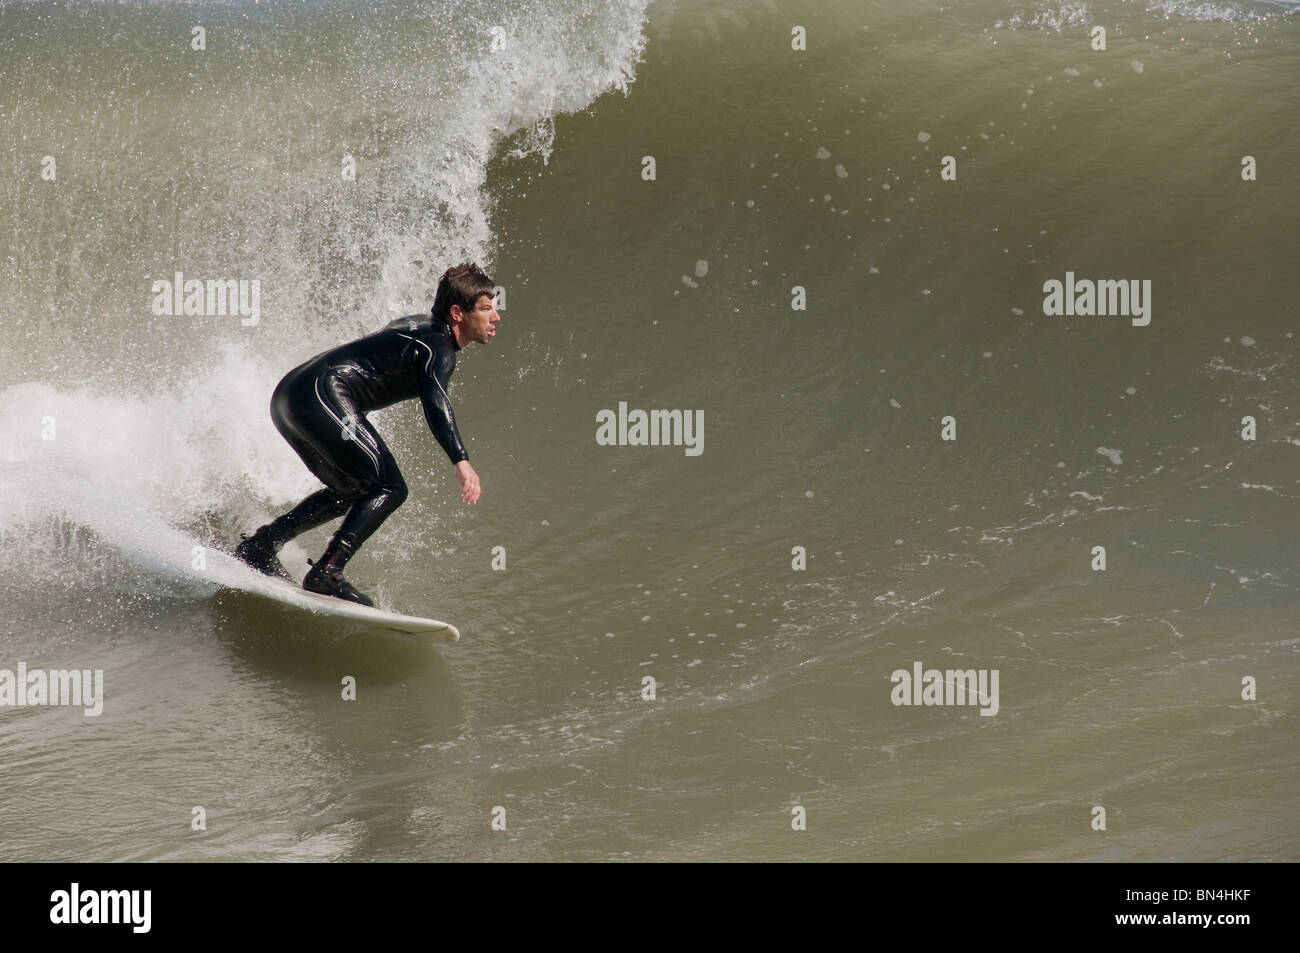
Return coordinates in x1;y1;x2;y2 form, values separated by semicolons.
20;490;459;641
215;554;459;642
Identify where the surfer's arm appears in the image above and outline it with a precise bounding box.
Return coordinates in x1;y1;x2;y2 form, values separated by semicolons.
416;349;469;466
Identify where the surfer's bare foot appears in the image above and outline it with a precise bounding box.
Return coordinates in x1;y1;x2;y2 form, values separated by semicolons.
234;532;293;582
303;560;374;607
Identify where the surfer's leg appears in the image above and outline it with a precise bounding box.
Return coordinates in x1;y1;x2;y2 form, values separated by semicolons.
251;487;352;546
281;374;406;606
236;370;364;580
305;427;407;607
331;468;409;554
237;487;352;581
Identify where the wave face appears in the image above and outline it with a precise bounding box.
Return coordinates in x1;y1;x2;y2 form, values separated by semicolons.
0;0;1296;861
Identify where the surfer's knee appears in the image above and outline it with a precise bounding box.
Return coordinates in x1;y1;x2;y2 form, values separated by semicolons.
355;478;406;510
383;478;408;509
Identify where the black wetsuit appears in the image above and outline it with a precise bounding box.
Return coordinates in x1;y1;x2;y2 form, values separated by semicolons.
256;312;466;563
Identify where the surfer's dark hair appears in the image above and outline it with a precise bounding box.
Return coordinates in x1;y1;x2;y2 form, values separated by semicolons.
432;262;496;322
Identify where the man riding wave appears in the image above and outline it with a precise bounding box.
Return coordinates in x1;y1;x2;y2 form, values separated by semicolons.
234;262;500;606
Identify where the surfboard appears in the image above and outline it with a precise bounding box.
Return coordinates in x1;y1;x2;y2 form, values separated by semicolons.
215;553;459;641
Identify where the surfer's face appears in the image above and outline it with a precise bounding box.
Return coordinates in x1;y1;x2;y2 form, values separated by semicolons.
456;294;500;345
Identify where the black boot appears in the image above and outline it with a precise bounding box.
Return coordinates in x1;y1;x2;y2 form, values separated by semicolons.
303;539;373;607
234;529;293;582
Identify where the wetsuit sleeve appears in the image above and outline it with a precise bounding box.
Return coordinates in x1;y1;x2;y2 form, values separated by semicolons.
417;340;469;465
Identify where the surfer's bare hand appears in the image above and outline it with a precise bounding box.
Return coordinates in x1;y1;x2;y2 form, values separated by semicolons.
455;460;481;504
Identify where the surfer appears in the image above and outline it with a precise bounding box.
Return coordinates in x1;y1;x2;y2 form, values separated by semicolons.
233;262;500;606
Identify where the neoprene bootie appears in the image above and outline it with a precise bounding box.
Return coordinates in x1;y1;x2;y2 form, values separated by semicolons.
302;540;373;607
234;530;293;582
